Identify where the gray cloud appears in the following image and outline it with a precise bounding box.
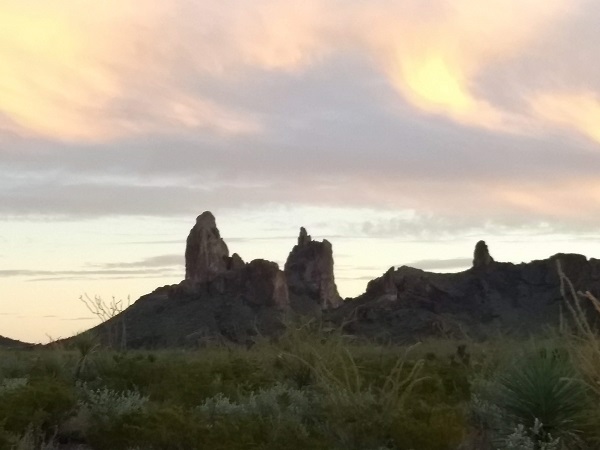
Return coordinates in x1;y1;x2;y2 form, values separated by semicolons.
95;254;183;269
0;267;180;281
404;258;473;271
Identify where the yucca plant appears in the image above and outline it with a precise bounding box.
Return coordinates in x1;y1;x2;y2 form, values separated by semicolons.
493;348;587;447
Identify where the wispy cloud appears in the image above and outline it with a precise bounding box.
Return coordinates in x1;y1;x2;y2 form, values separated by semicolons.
94;254;182;269
404;258;472;271
0;267;180;282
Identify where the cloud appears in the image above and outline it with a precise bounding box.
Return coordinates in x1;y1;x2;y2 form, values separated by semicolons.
404;258;472;271
0;0;262;141
0;267;181;281
361;0;570;131
1;0;600;239
530;91;600;144
0;0;585;143
94;254;182;269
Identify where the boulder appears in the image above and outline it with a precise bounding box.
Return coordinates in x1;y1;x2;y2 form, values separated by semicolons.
285;227;343;310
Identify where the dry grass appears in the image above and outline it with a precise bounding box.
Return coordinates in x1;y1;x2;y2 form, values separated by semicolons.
557;259;600;398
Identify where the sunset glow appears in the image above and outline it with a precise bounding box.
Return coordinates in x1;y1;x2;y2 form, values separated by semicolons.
1;0;600;342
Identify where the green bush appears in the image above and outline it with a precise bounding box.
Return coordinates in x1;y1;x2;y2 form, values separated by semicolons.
0;378;76;437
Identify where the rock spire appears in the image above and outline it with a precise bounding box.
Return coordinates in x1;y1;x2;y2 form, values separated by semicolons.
285;227;343;310
185;211;230;283
473;240;494;268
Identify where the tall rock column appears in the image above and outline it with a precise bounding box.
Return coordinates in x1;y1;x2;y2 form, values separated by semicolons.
185;211;230;283
473;240;494;269
284;227;343;310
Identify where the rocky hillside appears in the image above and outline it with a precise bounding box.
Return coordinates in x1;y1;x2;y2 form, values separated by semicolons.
84;212;600;347
329;241;600;342
0;335;28;348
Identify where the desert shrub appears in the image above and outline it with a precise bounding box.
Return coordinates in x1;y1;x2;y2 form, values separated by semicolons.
197;382;315;423
92;349;276;407
388;406;466;450
197;384;331;449
85;406;202;450
0;377;28;394
29;351;71;380
0;351;31;379
0;378;76;437
79;384;149;421
502;420;561;450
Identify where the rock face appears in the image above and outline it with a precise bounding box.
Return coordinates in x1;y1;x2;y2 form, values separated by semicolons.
285;227;343;311
329;242;600;342
185;212;230;283
473;240;494;268
240;260;290;308
182;212;288;310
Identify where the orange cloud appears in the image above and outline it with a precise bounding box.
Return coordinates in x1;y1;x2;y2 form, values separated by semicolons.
362;0;569;130
530;91;600;145
0;0;586;143
0;1;261;142
494;179;600;218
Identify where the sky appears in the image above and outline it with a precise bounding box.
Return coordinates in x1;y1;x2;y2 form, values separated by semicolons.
2;0;600;343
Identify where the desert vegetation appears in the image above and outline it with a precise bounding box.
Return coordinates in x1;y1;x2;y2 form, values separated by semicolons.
0;331;598;448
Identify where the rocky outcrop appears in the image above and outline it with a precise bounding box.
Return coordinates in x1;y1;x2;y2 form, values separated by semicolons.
81;213;600;348
90;213;290;347
473;240;494;269
285;227;343;311
241;260;290;308
330;242;600;342
185;211;230;283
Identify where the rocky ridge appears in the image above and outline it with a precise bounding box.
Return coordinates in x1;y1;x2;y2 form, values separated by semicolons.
82;213;600;347
331;242;600;342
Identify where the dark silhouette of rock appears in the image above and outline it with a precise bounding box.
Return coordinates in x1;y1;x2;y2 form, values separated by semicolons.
185;211;230;283
242;259;290;308
86;213;291;348
0;335;28;348
285;227;343;312
473;240;494;268
229;253;245;271
329;247;600;342
75;212;600;348
365;267;398;302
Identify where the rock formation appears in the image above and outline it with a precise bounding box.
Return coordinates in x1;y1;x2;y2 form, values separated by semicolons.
473;240;494;268
182;212;288;309
241;259;290;308
330;241;600;342
80;213;600;348
185;211;230;283
285;227;343;311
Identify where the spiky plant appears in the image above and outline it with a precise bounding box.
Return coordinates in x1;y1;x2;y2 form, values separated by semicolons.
494;348;587;447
